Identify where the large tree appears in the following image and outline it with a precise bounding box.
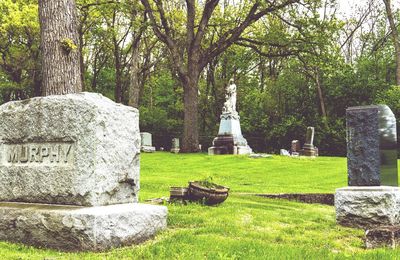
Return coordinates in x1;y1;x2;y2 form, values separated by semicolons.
141;0;299;152
38;0;82;95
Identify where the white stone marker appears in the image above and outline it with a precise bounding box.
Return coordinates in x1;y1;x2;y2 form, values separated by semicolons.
0;92;167;251
140;132;156;153
171;138;180;153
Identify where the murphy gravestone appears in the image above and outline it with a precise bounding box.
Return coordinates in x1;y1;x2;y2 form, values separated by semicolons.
0;93;167;251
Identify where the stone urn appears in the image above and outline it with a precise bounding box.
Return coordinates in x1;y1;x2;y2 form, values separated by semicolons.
188;181;229;205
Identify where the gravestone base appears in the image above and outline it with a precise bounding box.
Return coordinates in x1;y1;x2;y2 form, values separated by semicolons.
208;135;252;155
335;186;400;229
365;226;400;249
170;148;180;154
141;146;156;153
0;202;167;252
301;144;318;157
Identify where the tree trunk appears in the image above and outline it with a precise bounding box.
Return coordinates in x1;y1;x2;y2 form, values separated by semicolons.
383;0;400;85
315;70;327;119
38;0;82;96
113;38;123;103
181;73;200;153
128;39;141;108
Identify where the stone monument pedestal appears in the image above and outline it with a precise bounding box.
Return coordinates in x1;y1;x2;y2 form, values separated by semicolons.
208;112;252;155
0;202;167;251
335;186;400;229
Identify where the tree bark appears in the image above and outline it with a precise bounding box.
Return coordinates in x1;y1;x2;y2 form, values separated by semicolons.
383;0;400;85
315;70;327;119
128;38;141;108
38;0;82;96
113;41;123;103
182;73;200;152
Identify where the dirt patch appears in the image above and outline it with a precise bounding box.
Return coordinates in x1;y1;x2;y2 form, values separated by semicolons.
256;193;334;205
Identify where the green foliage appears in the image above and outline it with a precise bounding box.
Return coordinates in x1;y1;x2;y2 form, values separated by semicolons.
60;38;78;53
0;0;40;99
140;70;183;137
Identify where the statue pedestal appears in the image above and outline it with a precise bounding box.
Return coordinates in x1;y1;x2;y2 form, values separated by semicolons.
208;112;252;155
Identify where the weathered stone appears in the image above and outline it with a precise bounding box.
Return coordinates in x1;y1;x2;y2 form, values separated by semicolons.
280;149;290;156
208;80;252;155
171;138;180;153
248;153;272;159
335;186;400;228
0;202;167;252
0;92;140;206
302;127;318;157
365;226;400;249
140;132;155;153
346;105;398;186
291;140;301;153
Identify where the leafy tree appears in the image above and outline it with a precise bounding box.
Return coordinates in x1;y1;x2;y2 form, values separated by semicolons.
141;0;300;152
0;0;40;100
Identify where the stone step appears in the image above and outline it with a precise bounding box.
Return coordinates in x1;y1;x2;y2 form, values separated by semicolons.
0;202;167;251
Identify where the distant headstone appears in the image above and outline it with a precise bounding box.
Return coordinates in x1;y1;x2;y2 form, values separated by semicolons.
346;105;398;186
159;147;164;151
171;138;180;153
0;93;167;251
208;79;252;155
291;140;301;153
140;132;156;153
302;127;318;156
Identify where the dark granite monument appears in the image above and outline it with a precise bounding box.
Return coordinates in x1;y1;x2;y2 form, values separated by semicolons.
346;105;398;186
335;105;399;229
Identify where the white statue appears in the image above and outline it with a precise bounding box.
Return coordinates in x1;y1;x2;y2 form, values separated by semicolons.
223;79;237;113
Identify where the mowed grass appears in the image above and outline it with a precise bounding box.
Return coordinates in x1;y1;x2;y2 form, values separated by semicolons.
1;153;400;259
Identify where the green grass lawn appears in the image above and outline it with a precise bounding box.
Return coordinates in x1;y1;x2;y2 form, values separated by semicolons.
1;153;400;259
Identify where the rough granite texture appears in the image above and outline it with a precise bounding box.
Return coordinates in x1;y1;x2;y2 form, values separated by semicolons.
0;92;140;206
365;226;400;249
346;106;380;186
346;105;398;186
0;202;167;251
335;186;400;228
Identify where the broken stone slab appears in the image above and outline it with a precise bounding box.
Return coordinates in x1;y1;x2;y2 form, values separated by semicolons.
365;226;400;249
248;153;272;159
0;202;167;252
0;92;140;206
335;186;400;229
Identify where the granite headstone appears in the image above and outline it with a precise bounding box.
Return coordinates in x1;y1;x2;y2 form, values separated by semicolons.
346;105;398;186
0;93;167;251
